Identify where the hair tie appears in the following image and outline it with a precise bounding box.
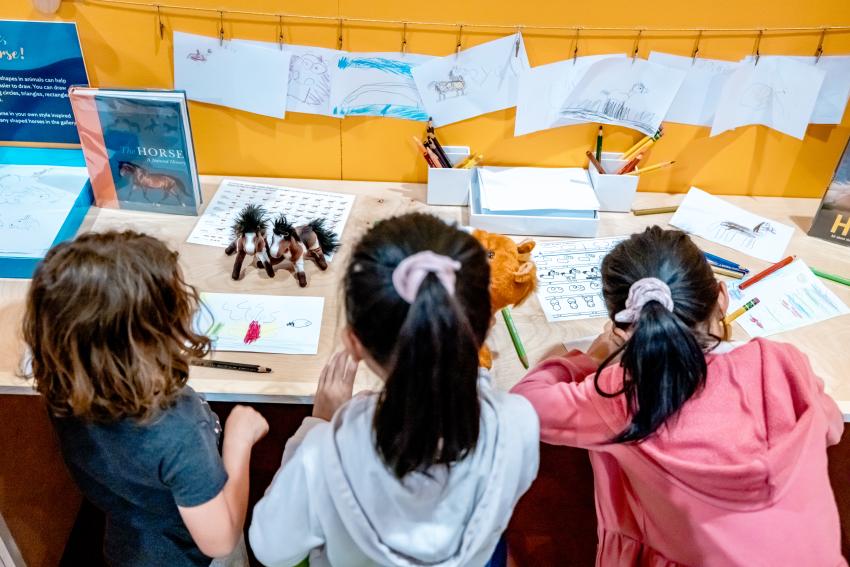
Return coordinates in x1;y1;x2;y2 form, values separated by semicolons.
614;277;674;323
391;251;461;304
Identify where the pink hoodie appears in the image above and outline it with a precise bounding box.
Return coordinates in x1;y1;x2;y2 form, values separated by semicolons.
511;339;846;567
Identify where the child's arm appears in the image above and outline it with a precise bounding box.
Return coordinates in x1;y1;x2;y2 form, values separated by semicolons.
511;325;627;448
177;405;269;558
790;347;844;446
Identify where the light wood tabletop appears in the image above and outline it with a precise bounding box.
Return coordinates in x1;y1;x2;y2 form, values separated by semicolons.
2;177;850;418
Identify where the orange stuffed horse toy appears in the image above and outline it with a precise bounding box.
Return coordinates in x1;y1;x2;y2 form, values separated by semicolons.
472;229;537;369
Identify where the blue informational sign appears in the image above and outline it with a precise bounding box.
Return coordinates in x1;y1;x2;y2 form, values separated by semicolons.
0;20;88;143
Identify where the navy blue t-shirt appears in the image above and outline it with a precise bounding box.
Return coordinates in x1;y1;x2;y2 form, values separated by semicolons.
52;387;227;567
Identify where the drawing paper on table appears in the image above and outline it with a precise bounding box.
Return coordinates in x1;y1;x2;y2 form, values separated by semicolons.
711;57;825;139
197;293;324;354
411;33;530;126
173;32;291;118
330;52;433;120
515;54;625;136
0;164;89;258
477;166;598;215
669;187;794;262
727;259;849;337
532;236;627;322
558;58;685;136
186;179;355;258
739;55;850;125
648;52;738;127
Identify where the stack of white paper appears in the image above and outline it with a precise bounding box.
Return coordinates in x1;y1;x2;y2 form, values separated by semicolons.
477;166;599;217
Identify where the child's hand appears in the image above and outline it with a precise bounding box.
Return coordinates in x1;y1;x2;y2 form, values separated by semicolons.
586;321;630;365
313;351;358;421
224;405;269;446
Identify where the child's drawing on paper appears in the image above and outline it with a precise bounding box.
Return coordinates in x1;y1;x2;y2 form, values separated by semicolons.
331;53;432;120
712;220;777;250
290;53;331;107
430;69;467;101
186;49;209;62
558;57;685;136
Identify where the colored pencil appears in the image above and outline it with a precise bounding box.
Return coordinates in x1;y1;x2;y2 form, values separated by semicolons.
595;126;604;161
191;359;272;373
425;137;451;167
621;135;651;159
704;251;742;270
723;298;761;325
456;153;483;169
625;160;675;176
739;255;795;291
632;205;679;216
425;145;443;168
811;267;850;287
501;307;529;369
617;153;643;175
622;128;663;161
708;261;748;276
712;265;745;279
585;150;606;174
412;136;437;167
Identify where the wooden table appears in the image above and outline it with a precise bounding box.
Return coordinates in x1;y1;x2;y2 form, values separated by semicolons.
2;176;850;417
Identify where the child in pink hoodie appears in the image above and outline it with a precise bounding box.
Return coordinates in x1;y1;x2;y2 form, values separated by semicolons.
512;226;846;567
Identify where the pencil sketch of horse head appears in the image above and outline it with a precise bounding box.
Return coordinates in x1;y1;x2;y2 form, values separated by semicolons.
713;220;776;249
429;68;466;101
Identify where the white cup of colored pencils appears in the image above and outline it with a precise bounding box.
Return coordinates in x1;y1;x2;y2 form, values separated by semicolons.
587;126;673;178
412;117;482;170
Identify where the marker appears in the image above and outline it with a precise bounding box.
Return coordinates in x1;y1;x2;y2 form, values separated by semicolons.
632;205;678;216
501;307;528;369
811;267;850;287
191;359;272;373
595;126;604;161
704;251;742;270
585;150;606;174
712;265;745;279
723;298;761;325
624;160;675;176
617;153;643;175
739;255;795;291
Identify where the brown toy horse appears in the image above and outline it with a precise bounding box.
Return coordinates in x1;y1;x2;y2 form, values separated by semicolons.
119;162;190;206
259;214;340;287
224;204;276;280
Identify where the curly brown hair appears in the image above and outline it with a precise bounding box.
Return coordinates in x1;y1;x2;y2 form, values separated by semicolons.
22;230;210;422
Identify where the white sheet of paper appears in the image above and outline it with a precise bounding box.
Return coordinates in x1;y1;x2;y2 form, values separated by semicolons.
412;34;530;127
739;55;850;125
726;259;849;337
477;167;598;213
647;52;738;127
532;237;627;322
329;52;433;120
186;179;355;255
197;292;324;354
514;54;625;136
0;165;89;258
711;57;825;139
236;40;342;117
558;57;685;136
173;32;291;118
669;187;794;262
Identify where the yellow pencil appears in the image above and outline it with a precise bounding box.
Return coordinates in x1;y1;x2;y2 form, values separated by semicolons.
723;298;761;325
712;265;744;279
622;138;654;162
458;154;483;169
621;135;651;159
625;160;675;176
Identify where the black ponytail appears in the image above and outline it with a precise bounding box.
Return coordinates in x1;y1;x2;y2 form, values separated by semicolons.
344;213;490;478
595;227;721;443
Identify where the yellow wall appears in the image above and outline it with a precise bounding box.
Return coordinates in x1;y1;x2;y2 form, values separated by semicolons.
5;0;850;197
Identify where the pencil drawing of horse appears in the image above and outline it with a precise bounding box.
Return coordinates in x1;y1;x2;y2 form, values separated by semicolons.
712;220;776;249
429;69;466;101
119;162;190;207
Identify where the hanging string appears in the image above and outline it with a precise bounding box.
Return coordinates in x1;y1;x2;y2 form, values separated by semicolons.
76;0;850;34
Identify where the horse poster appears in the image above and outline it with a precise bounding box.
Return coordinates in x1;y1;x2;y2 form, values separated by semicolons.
412;33;529;127
670;187;794;262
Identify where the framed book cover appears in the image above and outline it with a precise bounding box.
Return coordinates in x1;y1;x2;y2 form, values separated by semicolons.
809;139;850;248
69;87;202;216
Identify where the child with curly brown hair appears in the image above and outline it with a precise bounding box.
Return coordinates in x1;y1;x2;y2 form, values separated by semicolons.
23;230;268;567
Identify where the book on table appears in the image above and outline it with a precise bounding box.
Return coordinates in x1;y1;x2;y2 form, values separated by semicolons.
810;139;850;248
69;87;202;216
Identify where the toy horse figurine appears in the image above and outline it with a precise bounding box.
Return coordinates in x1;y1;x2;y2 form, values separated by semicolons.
225;204;276;280
260;215;340;287
118;162;190;207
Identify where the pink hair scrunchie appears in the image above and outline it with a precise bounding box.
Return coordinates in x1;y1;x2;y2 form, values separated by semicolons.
391;251;462;304
614;277;674;323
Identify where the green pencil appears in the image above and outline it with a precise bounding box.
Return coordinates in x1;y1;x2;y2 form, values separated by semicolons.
501;307;529;369
811;267;850;287
595;126;604;161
